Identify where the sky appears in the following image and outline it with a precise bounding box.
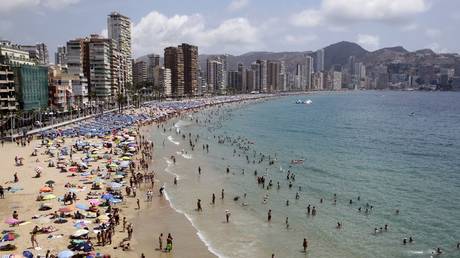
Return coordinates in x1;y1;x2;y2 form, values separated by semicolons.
0;0;459;59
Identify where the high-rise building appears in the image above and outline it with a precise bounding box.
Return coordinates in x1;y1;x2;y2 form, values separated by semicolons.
312;72;324;91
267;60;281;92
55;46;67;65
181;43;199;96
154;66;172;97
255;60;268;92
164;46;184;97
246;69;256;92
164;44;198;97
48;65;74;111
147;54;160;86
19;43;49;65
325;71;342;91
1;40;48;111
0;64;17;115
305;55;313;90
315;48;325;72
108;12;132;91
238;63;247;93
65;38;89;105
133;60;147;87
206;59;224;94
85;35;113;99
13;65;49;111
0;41;35;66
251;62;260;91
227;71;239;93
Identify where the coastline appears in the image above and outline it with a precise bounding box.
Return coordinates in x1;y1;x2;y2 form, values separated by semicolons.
0;94;278;258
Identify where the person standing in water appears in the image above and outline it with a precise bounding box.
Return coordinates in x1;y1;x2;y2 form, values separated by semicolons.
303;238;308;252
225;210;231;223
221;189;225;200
212;193;216;205
197;199;202;211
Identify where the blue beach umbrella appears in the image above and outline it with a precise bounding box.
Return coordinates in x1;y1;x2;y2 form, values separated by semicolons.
101;193;113;200
58;250;74;258
76;203;89;210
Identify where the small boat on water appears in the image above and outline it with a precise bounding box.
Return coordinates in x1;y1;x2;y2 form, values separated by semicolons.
295;99;312;105
291;159;304;165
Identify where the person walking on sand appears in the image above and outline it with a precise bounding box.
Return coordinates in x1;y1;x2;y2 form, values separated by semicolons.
268;209;272;222
212;193;216;205
303;238;308;252
225;210;231;223
137;199;140;210
158;233;163;251
31;226;39;249
166;233;173;252
221;189;225;200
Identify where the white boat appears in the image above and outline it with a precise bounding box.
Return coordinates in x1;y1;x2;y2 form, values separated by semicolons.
295;99;313;105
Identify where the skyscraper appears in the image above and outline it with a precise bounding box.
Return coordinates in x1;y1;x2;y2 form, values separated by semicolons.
206;59;224;94
164;46;184;97
85;35;113;99
267;60;281;92
181;43;199;96
316;48;324;72
305;55;313;90
107;12;132;90
55;46;66;65
255;60;268;92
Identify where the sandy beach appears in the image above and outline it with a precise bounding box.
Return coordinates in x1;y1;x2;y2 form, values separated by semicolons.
0;95;273;258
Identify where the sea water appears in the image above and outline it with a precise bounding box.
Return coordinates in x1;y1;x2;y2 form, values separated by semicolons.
149;91;460;258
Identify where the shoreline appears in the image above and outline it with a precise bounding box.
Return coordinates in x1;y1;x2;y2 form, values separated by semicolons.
0;94;278;258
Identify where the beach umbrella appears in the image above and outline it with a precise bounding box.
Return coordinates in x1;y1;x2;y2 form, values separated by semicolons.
101;193;113;200
4;218;19;225
76;203;89;210
45;180;56;186
58;250;74;258
97;215;109;222
109;198;122;204
72;229;89;237
88;199;100;206
73;221;88;229
59;205;75;213
120;156;131;161
42;194;56;200
34;167;43;173
68;167;78;173
22;250;33;258
2;232;19;241
39;186;53;193
109;182;122;189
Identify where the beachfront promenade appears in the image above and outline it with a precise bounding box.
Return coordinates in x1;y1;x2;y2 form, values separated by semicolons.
6;108;120;141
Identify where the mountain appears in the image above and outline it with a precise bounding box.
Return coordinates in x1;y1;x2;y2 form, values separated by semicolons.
323;41;368;69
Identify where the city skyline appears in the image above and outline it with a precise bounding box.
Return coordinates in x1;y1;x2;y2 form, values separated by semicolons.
0;0;459;58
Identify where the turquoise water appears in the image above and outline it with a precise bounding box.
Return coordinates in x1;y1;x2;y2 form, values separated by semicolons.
151;91;460;258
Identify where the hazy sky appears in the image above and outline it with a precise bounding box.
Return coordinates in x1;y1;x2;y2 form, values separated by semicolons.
1;0;459;58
